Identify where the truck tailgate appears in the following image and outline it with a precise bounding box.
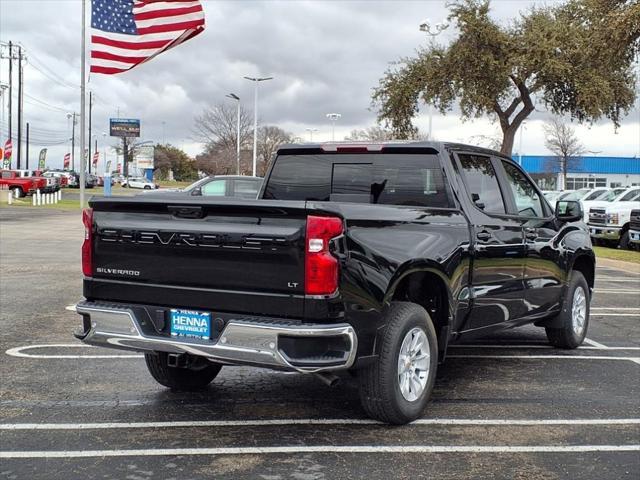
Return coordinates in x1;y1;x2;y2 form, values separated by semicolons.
87;197;308;317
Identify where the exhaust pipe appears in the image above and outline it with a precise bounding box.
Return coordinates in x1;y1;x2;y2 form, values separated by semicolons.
314;372;341;387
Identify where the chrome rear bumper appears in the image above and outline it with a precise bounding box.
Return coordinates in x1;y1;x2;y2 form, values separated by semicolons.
75;301;357;373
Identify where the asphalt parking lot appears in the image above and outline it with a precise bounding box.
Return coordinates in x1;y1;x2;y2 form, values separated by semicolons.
1;207;638;480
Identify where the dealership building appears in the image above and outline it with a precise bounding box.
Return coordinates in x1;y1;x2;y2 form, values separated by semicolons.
520;156;640;190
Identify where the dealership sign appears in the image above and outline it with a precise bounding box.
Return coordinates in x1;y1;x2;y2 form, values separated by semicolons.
110;118;140;138
135;145;154;170
3;139;12;168
38;148;47;169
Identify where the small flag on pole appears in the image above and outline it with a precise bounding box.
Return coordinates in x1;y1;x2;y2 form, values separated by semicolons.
93;151;100;166
64;153;71;169
90;0;205;75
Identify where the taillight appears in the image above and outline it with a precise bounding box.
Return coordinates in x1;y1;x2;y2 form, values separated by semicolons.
82;208;93;276
305;215;343;295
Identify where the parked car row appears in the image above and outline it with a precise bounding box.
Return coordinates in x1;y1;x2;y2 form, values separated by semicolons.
543;187;640;250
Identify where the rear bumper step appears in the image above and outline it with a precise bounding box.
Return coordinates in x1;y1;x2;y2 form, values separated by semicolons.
75;301;357;373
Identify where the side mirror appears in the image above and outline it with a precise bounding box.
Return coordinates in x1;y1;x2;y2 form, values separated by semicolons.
191;187;202;196
555;200;582;222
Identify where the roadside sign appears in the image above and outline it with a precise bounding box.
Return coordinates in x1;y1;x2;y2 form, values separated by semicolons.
63;153;71;169
135;145;154;169
110;118;140;138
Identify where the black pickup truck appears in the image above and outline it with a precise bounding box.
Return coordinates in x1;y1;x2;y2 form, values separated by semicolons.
76;142;594;424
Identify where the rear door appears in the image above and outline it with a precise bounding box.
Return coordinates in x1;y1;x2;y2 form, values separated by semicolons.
453;153;527;331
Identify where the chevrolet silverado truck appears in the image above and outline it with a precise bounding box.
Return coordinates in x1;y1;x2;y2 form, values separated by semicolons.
0;170;47;197
588;187;640;249
75;142;595;424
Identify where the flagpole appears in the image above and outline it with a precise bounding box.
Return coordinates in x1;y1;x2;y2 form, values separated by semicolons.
79;0;87;208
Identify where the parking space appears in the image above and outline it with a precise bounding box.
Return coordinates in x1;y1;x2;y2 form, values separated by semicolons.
1;208;638;479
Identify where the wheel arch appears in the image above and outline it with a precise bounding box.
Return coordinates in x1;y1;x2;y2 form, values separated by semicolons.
383;263;453;361
570;252;595;292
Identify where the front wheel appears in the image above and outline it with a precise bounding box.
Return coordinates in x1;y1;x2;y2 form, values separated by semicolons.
9;187;24;198
545;271;590;349
619;231;630;250
358;302;438;424
144;352;222;391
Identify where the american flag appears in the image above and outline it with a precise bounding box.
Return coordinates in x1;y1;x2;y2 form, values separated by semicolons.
90;0;205;75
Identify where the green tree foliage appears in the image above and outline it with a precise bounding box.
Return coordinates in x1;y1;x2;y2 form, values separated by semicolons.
154;144;197;181
373;0;640;155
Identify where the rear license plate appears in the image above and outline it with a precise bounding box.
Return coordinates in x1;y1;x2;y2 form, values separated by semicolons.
170;309;211;340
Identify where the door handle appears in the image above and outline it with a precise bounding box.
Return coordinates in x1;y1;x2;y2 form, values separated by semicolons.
476;231;491;241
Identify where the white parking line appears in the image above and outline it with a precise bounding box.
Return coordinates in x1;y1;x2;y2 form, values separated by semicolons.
4;345;142;359
2;418;638;430
584;338;609;349
591;308;640;311
2;444;638;458
450;345;640;351
448;355;640;364
593;290;640;294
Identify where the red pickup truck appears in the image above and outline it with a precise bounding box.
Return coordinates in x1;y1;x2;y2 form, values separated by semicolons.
0;170;47;197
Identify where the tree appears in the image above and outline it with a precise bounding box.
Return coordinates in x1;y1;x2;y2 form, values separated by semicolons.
543;118;586;190
344;126;395;141
373;0;640;156
257;126;296;176
193;103;254;162
153;144;197;181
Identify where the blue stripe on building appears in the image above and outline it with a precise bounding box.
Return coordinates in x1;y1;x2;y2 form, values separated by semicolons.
520;156;640;175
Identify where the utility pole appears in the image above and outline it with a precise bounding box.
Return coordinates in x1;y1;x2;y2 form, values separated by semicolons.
88;91;92;174
71;112;76;171
79;0;87;208
8;41;12;144
17;46;23;169
122;137;129;177
25;122;29;169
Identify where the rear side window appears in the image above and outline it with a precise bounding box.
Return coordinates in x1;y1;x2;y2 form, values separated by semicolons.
233;180;261;199
457;154;506;214
264;153;452;208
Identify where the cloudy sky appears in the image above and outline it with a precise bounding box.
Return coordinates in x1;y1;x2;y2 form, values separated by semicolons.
1;0;639;170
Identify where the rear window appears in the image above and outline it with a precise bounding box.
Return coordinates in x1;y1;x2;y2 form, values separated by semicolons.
264;154;452;208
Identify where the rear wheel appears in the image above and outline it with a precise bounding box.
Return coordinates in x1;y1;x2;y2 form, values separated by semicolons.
358;302;438;424
545;271;590;349
144;352;222;391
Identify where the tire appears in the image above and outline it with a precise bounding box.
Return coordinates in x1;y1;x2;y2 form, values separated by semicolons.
619;231;630;250
144;185;151;190
545;271;590;349
144;352;222;391
358;302;438;424
9;187;24;198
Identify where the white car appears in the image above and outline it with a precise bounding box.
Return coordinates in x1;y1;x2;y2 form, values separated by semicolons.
588;188;640;249
123;177;158;190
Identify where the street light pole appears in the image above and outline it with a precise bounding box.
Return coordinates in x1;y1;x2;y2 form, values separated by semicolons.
244;76;273;177
419;19;448;141
226;93;241;175
305;128;318;141
326;113;341;141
